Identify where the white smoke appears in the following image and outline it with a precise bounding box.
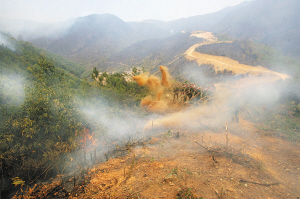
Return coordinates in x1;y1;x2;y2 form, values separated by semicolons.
0;73;25;105
0;33;15;51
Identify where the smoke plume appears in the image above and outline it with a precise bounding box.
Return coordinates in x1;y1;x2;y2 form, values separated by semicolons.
0;33;15;51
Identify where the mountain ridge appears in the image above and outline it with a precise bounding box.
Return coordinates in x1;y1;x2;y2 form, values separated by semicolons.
1;0;300;70
30;14;171;68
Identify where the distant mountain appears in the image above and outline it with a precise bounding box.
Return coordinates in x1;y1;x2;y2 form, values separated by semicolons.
2;0;300;71
30;14;171;68
144;0;300;59
127;21;171;41
103;32;203;72
31;14;133;68
214;0;300;58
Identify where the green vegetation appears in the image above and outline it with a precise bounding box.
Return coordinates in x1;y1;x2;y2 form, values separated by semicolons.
247;100;300;142
213;32;232;42
0;35;148;195
177;187;199;199
89;67;148;106
0;34;85;77
0;56;85;194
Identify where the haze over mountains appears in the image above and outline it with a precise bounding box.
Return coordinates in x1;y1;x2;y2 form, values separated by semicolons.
1;0;300;70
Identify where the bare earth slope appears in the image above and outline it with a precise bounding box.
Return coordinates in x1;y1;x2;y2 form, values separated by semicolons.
73;32;299;199
78;119;300;198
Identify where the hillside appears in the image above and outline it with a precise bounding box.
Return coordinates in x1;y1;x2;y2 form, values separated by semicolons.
2;1;300;198
195;39;300;78
139;0;300;60
105;32;203;71
0;34;150;198
30;14;171;69
0;32;85;77
2;0;300;68
2;30;300;198
214;0;300;58
31;14;135;68
13;122;300;198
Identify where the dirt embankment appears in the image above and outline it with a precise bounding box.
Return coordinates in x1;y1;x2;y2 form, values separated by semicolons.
73;120;300;198
17;117;300;199
86;116;300;198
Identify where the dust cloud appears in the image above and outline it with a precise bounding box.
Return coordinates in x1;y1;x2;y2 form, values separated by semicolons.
132;66;173;112
133;65;291;132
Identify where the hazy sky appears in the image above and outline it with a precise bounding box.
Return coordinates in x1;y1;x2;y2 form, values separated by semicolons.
1;0;250;23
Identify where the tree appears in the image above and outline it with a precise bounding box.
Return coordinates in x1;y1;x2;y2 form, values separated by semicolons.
91;67;99;81
102;71;108;78
132;67;138;75
0;57;84;193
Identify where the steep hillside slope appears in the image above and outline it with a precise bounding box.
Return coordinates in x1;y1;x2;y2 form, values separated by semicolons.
30;14;171;69
0;32;85;77
31;14;134;68
127;21;171;41
105;32;203;71
146;0;300;59
214;0;300;58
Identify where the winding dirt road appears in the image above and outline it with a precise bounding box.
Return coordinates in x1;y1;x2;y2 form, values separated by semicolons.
184;32;291;90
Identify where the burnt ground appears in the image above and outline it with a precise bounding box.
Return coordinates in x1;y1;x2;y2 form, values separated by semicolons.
13;117;300;199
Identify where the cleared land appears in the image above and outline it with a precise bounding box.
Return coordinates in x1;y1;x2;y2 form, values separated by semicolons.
81;121;300;198
29;119;299;198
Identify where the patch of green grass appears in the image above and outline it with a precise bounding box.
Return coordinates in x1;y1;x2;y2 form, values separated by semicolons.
184;168;192;175
172;167;178;175
150;156;155;162
176;187;200;199
162;129;173;139
247;102;300;142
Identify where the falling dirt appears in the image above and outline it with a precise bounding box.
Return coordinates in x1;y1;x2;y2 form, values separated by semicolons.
132;66;174;112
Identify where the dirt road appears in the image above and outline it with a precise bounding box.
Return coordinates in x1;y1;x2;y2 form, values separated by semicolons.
185;32;290;84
